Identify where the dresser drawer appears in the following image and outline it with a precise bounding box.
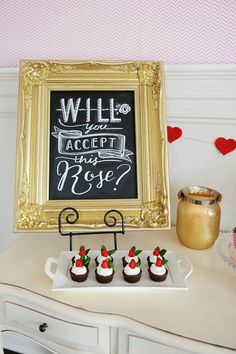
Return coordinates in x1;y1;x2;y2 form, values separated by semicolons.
128;335;191;354
118;329;234;354
4;302;98;347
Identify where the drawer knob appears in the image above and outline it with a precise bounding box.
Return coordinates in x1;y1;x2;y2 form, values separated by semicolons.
39;322;48;332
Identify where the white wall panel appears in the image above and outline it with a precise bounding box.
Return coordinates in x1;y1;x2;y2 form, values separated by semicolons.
165;64;236;233
0;65;235;251
166;98;236;119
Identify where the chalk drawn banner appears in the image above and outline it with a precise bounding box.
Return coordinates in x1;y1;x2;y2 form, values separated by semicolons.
15;61;170;231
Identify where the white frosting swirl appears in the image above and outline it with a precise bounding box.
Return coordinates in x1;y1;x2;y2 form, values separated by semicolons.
149;254;162;263
97;264;113;276
96;255;112;264
150;263;166;276
124;264;141;275
124;255;139;263
71;265;87;275
75;254;89;262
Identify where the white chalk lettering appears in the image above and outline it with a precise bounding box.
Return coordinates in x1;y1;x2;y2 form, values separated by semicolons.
64;135;119;152
84;170;115;189
97;98;108;123
65;139;73;151
110;98;121;123
57;161;91;195
91;137;98;149
56;160;118;195
74;155;98;166
86;98;90;123
109;137;116;148
59;98;81;123
57;97;130;124
84;124;107;134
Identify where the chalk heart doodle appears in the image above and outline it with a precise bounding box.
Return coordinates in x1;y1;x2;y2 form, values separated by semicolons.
51;95;134;196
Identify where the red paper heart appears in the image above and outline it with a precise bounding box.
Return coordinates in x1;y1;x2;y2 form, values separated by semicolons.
167;126;182;143
215;137;236;155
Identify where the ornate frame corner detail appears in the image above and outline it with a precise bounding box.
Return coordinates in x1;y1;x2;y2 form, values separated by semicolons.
137;63;161;107
17;173;56;229
124;174;169;228
22;61;73;112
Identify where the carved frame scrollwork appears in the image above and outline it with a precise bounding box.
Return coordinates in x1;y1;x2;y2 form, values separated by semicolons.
15;60;170;231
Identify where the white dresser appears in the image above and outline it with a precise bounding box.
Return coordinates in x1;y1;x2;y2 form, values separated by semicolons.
0;228;235;354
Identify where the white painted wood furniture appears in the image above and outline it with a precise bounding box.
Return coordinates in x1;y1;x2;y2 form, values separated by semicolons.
0;228;235;353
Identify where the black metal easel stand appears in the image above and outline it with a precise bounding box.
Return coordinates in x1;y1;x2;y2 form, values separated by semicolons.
58;207;125;251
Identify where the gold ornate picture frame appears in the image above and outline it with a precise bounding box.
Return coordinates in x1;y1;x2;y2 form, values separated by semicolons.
15;60;170;232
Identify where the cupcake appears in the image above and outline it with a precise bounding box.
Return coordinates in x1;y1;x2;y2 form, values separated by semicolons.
72;245;90;267
95;259;114;283
122;246;142;267
148;257;168;282
147;247;167;268
123;259;142;283
95;245;115;266
70;257;89;282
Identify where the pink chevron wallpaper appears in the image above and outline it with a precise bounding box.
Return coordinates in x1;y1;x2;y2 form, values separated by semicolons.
0;0;235;67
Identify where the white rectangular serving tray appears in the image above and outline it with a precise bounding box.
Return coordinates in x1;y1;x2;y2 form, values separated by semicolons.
45;250;193;291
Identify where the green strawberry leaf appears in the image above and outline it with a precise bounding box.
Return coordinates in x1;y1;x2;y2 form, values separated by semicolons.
108;249;116;256
136;260;141;267
160;249;167;257
131;246;136;251
109;260;114;269
86;248;90;255
163;259;168;265
101;245;106;250
80;256;90;265
85;256;91;264
135;249;142;256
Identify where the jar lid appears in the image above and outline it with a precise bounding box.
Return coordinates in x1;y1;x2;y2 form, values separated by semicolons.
178;186;222;205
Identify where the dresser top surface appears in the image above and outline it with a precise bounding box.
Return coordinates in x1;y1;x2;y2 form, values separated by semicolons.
0;227;235;349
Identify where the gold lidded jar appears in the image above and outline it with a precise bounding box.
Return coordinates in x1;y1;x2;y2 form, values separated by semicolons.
176;186;221;249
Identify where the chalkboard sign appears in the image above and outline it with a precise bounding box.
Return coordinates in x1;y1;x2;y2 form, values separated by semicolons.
49;91;137;200
15;60;170;231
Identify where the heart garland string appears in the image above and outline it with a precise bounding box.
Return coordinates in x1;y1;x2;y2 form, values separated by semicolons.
167;126;236;156
214;137;236;155
167;126;182;143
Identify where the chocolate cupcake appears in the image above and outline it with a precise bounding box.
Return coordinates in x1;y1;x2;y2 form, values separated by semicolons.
147;247;166;268
70;258;89;282
95;259;114;283
95;245;115;266
71;245;90;267
122;246;142;267
122;259;142;283
148;257;168;282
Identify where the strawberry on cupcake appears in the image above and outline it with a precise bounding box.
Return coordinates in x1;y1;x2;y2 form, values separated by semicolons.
122;246;142;267
72;245;90;267
70;257;89;282
95;245;115;266
123;259;142;283
147;247;167;268
148;256;168;282
95;259;114;283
